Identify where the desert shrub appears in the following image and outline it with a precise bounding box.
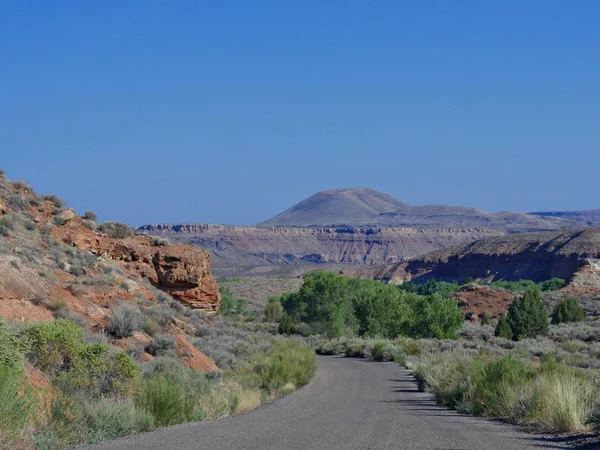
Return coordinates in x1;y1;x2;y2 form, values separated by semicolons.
147;235;170;246
551;297;584;325
507;290;549;340
142;317;160;336
56;342;141;398
495;315;513;340
0;368;38;449
0;318;27;370
20;319;84;375
7;192;29;210
98;222;133;239
264;297;283;322
0;214;14;236
83;211;97;221
372;341;404;362
108;304;141;338
471;357;534;420
278;313;295;335
145;334;176;356
241;340;316;396
138;358;210;427
43;194;64;208
12;180;32;191
460;322;494;341
218;286;248;316
530;370;597;432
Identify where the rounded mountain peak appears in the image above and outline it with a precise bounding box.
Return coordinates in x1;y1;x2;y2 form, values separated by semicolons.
258;188;410;227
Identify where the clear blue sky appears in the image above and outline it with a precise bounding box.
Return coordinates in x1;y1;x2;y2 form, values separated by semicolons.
1;1;598;226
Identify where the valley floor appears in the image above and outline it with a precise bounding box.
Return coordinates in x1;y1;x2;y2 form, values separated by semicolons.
81;356;593;450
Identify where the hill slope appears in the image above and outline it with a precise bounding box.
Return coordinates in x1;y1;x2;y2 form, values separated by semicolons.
259;188;572;232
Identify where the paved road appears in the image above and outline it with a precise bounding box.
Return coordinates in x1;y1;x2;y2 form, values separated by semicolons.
87;356;565;450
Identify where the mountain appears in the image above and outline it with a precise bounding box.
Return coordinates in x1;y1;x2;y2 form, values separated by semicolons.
382;228;600;285
257;188;410;227
259;188;571;232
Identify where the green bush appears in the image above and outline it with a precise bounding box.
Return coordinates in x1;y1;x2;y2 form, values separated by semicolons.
540;278;566;292
56;342;141;398
245;340;316;396
20;319;84;374
551;297;584;325
278;313;295;335
264;297;283;322
108;304;141;338
137;358;210;426
507;290;549;340
218;286;248;316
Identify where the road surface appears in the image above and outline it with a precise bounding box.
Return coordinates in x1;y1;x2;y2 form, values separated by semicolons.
86;356;566;450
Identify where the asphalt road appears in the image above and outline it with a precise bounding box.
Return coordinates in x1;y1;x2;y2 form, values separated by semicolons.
86;356;565;450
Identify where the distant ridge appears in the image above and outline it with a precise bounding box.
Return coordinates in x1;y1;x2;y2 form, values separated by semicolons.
529;209;600;227
258;188;573;232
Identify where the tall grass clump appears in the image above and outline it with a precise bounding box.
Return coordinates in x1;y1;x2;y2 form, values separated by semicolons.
0;368;39;449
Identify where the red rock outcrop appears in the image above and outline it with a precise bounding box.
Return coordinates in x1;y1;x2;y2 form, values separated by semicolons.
51;217;221;314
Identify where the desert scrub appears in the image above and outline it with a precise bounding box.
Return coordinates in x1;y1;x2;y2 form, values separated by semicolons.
413;350;600;432
0;368;40;449
108;304;141;338
239;340;316;397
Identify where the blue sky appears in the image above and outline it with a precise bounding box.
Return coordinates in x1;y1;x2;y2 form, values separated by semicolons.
1;1;598;225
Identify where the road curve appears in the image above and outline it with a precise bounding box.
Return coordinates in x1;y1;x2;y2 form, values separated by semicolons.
86;356;557;450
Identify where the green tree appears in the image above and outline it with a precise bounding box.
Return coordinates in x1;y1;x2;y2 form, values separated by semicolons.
506;289;549;340
494;315;513;339
551;297;584;325
407;294;464;339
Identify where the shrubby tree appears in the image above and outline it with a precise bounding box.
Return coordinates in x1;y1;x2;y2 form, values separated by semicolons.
278;313;295;335
494;315;513;340
264;297;283;322
551;297;584;325
506;289;549;340
407;294;464;339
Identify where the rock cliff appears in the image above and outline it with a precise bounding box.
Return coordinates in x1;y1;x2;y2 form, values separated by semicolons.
138;224;505;277
382;228;600;285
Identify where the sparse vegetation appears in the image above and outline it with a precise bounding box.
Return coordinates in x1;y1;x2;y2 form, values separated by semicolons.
108;304;141;338
83;210;97;221
98;221;133;239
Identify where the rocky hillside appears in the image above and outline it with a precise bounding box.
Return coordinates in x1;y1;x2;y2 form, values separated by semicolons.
0;172;220;371
383;228;600;285
138;224;504;278
259;188;577;232
529;209;600;227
